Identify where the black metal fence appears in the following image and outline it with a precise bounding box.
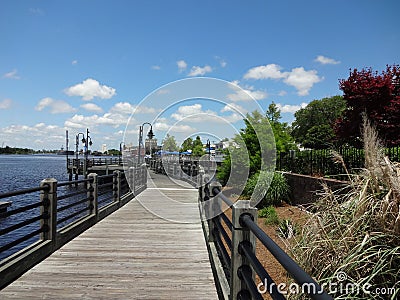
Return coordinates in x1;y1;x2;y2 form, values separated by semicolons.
0;166;147;289
199;178;332;300
277;146;400;177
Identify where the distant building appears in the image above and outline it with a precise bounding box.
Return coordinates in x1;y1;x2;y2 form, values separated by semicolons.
101;144;107;153
145;138;158;154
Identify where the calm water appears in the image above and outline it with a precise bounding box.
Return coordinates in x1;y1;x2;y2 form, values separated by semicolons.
0;154;89;261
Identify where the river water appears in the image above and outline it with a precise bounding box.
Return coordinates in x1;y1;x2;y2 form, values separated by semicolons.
0;154;105;261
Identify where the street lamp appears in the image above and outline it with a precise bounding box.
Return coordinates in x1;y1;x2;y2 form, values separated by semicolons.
138;122;154;165
119;141;125;165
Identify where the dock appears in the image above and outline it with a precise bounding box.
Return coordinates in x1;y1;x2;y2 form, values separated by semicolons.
0;172;218;299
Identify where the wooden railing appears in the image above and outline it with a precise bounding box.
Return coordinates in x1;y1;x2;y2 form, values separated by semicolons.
0;165;147;289
199;179;332;300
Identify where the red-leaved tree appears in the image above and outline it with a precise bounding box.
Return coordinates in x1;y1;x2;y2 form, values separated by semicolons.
335;65;400;146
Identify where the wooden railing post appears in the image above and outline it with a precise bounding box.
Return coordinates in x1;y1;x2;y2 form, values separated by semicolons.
230;200;257;300
40;178;57;243
87;173;98;220
113;170;121;202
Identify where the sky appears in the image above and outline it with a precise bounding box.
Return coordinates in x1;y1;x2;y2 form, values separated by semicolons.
0;0;398;151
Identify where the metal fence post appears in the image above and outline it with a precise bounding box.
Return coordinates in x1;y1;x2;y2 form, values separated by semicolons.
129;167;136;196
113;170;121;202
40;178;57;243
87;173;98;220
230;200;257;300
142;164;147;189
208;181;222;242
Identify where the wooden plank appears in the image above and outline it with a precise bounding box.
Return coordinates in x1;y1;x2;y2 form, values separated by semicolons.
1;172;218;299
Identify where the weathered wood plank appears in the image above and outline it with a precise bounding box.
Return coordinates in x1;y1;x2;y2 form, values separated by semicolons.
1;172;218;299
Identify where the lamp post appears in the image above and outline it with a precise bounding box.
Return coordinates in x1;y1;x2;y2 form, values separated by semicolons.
138;122;154;165
206;139;211;173
82;128;93;178
75;132;85;181
119;141;125;165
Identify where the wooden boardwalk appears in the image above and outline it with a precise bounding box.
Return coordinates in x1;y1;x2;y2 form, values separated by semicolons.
1;172;218;299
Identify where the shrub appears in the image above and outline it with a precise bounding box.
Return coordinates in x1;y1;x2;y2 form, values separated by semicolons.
258;206;280;225
243;171;289;207
291;117;400;299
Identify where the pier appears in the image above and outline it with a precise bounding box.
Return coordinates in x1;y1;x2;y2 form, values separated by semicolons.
0;163;331;299
0;172;218;299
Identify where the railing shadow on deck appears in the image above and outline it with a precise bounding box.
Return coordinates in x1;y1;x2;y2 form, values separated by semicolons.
0;165;147;289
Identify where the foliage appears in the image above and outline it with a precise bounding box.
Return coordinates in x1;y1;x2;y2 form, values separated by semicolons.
180;137;193;152
242;171;289;207
277;219;297;239
258;206;280;225
335;64;400;147
162;134;179;152
107;148;120;156
291;118;400;299
267;102;297;153
0;146;34;154
261;172;289;207
218;105;291;187
292;96;346;149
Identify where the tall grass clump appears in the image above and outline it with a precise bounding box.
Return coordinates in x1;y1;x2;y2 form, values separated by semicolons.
291;117;400;299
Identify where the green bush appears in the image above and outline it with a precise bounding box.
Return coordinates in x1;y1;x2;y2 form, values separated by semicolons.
258;206;280;225
243;171;289;207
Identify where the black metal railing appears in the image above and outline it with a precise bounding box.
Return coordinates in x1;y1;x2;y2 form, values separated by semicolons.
201;181;332;300
0;165;148;290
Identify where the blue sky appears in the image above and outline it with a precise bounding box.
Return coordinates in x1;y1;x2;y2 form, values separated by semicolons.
0;0;398;151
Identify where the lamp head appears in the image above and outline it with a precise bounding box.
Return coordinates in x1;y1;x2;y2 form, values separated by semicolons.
147;128;154;139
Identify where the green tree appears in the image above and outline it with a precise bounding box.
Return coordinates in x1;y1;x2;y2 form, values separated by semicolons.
266;102;297;153
180;137;193;152
291;95;346;149
162;134;179;152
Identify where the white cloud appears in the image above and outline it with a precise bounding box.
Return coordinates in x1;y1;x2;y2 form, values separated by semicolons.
35;97;76;114
64;78;116;101
29;8;44;15
177;60;187;73
0;123;63;149
215;56;227;68
0;99;12;109
243;64;323;96
314;55;340;65
188;65;212;76
278;90;287;96
171;103;242;124
64;113;125;129
80;103;103;113
157;89;170;95
154;122;195;133
72;60;78;65
151;65;161;70
109;102;157;115
276;102;308;113
244;64;286;80
283;67;323;96
227;83;267;102
2;69;20;80
221;103;247;114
